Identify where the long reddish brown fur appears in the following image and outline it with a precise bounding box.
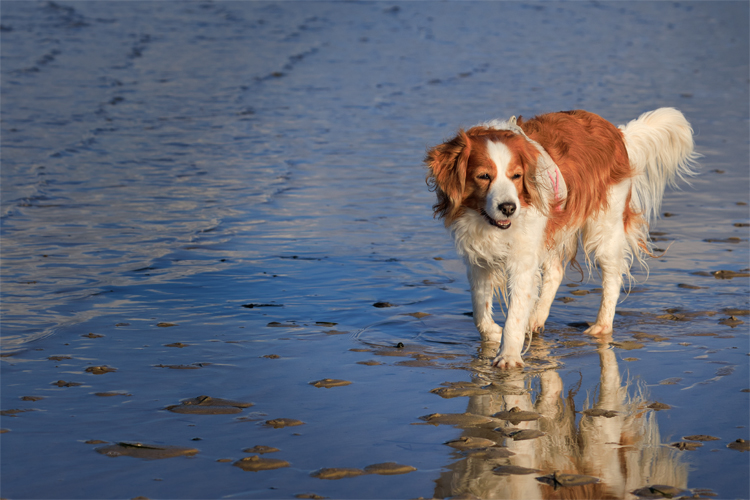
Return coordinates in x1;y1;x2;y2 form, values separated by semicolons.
518;110;633;241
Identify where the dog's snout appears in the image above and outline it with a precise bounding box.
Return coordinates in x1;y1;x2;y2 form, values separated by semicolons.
498;202;516;217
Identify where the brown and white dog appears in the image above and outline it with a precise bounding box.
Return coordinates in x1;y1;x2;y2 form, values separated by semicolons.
425;108;696;369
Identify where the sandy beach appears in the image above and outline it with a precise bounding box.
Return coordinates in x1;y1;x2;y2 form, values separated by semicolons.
1;2;748;499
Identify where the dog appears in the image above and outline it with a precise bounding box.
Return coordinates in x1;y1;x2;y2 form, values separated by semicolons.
425;108;696;369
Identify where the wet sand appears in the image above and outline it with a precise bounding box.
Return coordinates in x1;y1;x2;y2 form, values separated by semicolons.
1;2;748;499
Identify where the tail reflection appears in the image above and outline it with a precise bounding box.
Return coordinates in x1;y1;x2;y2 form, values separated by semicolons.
434;335;687;499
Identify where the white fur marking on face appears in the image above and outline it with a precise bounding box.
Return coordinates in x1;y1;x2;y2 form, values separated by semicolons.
486;140;513;177
485;140;519;217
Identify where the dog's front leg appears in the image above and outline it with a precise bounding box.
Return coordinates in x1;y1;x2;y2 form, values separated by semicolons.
528;257;564;333
492;265;539;369
468;264;502;343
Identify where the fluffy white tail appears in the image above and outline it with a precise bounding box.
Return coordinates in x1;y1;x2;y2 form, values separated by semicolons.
619;108;698;223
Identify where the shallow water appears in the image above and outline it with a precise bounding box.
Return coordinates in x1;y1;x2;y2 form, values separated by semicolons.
1;2;748;499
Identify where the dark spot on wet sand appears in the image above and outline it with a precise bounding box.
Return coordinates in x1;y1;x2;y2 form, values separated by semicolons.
170;396;253;415
86;365;117;375
418;412;500;428
233;455;289;471
166;405;242;415
683;435;720;441
493;465;540;475
536;472;600;488
431;384;490;399
712;270;749;279
265;418;305;429
659;378;682;385
493;407;541;424
20;396;45;402
704;237;745;244
647;402;671;411
266;321;299;328
52;380;82;387
444;436;496;450
311;467;365;479
507;429;545;441
243;445;279;454
154;363;203;369
611;341;644;350
727;438;750;452
363;462;416;475
465;447;515;459
719;316;744;327
631;485;688;498
633;332;669;342
0;408;37;416
96;442;198;459
678;283;706;289
310;378;351;388
671;441;702;450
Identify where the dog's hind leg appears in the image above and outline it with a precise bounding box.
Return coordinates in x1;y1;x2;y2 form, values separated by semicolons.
583;198;629;336
585;256;623;335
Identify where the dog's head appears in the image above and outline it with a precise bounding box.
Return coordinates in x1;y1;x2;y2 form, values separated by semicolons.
425;125;551;229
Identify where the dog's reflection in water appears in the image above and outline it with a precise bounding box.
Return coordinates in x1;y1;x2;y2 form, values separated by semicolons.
434;336;687;499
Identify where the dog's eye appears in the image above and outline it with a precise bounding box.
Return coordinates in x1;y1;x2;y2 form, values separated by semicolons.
477;173;491;181
511;173;522;180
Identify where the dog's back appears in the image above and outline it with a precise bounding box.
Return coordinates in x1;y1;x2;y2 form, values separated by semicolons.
519;110;633;238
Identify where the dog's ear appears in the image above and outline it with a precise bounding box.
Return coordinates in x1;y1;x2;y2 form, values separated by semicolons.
425;130;472;221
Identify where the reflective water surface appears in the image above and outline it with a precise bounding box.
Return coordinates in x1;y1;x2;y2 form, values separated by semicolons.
1;2;748;499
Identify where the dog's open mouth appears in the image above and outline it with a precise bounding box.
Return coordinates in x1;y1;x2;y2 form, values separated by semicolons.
481;209;511;230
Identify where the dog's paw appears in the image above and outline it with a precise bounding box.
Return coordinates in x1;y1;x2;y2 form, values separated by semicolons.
478;322;503;343
491;353;525;370
527;313;547;334
528;321;545;334
584;323;613;336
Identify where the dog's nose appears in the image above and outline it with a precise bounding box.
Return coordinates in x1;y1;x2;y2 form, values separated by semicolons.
498;202;516;217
